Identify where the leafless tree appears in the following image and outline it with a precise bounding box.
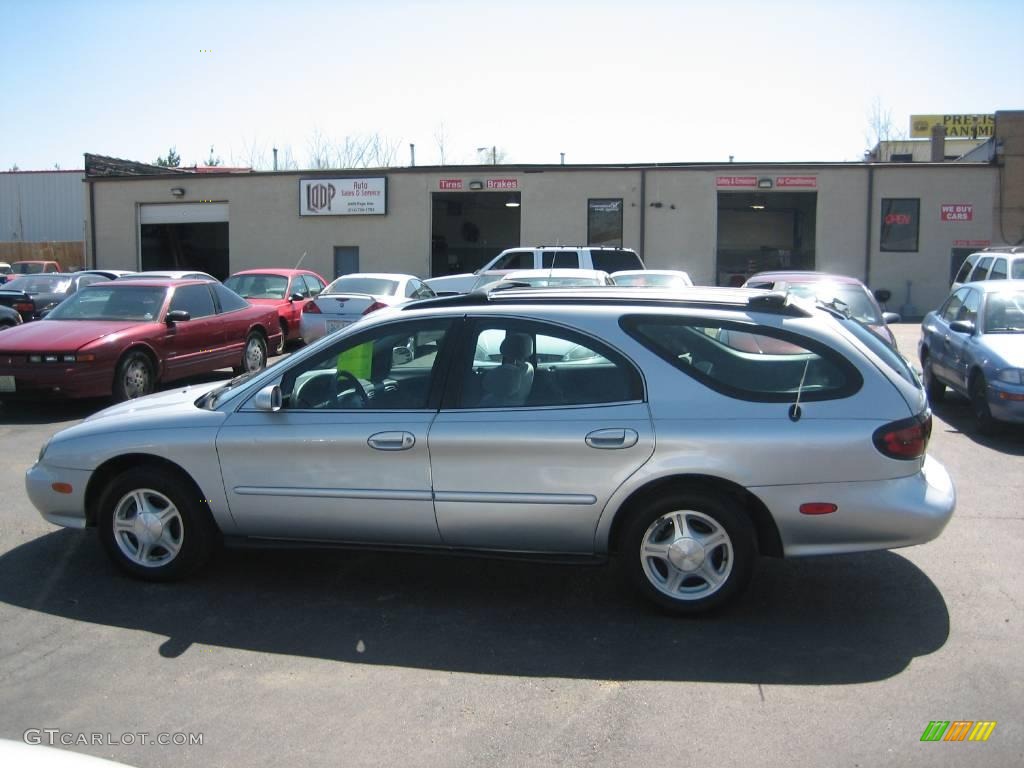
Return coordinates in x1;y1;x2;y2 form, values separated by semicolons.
864;97;906;154
230;138;269;170
476;146;509;165
306;129;334;169
434;122;450;165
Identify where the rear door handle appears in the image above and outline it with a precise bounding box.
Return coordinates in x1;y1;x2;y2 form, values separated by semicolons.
585;428;639;449
367;431;415;451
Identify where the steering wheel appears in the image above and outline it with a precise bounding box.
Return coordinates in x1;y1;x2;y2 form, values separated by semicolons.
335;370;370;408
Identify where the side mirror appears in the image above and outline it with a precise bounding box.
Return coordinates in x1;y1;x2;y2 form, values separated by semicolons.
392;346;414;367
252;384;282;412
949;319;975;335
165;310;191;323
289;293;305;302
873;289;892;304
882;311;902;325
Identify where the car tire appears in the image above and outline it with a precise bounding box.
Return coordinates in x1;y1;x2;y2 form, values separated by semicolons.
113;350;155;402
97;467;217;581
970;372;996;434
234;332;267;375
620;490;756;615
921;352;945;403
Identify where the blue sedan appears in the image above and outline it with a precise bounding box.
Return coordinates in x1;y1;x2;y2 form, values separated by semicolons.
919;280;1024;431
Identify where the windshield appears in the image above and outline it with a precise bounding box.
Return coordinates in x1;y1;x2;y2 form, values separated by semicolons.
324;277;398;296
503;276;605;287
224;274;289;299
12;262;46;274
984;291;1024;333
46;285;167;321
788;283;882;324
836;313;919;386
614;273;691;288
3;275;72;293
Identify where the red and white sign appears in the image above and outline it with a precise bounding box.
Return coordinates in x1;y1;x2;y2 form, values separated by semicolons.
438;179;463;190
953;239;990;247
941;204;973;222
776;176;817;188
716;176;757;187
486;178;518;190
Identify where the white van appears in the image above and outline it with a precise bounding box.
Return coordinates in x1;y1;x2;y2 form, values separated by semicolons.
951;246;1024;290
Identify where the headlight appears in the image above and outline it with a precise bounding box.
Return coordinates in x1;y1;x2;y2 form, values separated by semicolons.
996;369;1024;385
38;438;51;463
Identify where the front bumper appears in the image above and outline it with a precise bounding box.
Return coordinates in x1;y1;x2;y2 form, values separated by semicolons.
752;454;956;557
987;380;1024;424
0;361;113;399
25;462;93;528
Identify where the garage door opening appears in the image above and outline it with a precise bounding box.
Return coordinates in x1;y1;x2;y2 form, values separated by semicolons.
139;203;230;279
716;192;817;286
431;192;521;276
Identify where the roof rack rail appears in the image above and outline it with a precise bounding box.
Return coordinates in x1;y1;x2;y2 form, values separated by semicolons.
405;286;812;317
981;245;1023;254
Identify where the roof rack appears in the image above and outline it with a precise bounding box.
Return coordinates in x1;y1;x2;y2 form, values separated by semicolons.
405;286;811;317
981;245;1024;254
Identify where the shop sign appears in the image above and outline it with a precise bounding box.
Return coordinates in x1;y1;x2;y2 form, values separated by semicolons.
299;177;386;216
486;178;518;190
716;176;757;187
438;179;463;190
910;114;994;139
953;239;990;247
941;204;973;222
776;176;817;188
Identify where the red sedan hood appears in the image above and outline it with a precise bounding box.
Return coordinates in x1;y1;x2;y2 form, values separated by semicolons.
0;319;148;352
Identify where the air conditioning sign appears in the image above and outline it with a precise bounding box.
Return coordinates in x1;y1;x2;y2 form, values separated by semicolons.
299;178;387;216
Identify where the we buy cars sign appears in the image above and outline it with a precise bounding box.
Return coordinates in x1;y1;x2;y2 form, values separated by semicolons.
941;204;973;222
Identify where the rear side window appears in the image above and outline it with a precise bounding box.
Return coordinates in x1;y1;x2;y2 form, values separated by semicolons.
1013;260;1024;280
989;258;1007;280
622;316;861;402
214;283;250;312
591;250;643;272
541;251;581;268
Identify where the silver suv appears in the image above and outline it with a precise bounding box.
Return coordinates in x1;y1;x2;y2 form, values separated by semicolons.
482;245;644;273
951;246;1024;291
26;287;954;614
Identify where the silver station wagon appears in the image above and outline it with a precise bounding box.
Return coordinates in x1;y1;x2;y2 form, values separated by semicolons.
26;287;955;614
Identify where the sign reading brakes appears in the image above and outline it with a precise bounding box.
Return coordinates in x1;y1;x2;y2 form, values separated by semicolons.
910;114;994;139
299;178;387;216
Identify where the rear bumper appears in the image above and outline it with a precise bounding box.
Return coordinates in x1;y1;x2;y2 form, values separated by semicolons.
26;462;92;528
0;361;113;399
753;455;955;557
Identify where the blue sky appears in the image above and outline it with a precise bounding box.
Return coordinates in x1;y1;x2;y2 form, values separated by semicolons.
2;0;1021;171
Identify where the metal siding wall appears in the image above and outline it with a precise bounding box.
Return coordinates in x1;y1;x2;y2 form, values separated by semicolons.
0;172;86;242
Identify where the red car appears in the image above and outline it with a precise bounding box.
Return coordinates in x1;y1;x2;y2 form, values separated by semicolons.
223;268;327;352
0;279;282;401
5;260;62;283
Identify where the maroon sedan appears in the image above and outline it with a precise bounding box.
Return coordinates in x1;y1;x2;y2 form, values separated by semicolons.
223;269;327;352
0;279;282;401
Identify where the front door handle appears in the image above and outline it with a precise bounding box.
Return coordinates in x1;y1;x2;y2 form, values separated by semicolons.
585;428;639;449
367;431;415;451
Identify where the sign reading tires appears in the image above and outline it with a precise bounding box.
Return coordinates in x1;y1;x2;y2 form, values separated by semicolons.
299;178;387;216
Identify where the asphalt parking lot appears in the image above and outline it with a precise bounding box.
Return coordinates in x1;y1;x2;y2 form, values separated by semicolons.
0;324;1021;767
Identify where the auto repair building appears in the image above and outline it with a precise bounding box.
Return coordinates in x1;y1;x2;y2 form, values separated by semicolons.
82;110;1024;315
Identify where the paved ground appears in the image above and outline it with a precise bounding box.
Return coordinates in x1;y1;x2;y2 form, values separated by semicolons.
0;324;1021;767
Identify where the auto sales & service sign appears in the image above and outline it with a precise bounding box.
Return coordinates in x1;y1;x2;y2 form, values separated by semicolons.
299;178;387;216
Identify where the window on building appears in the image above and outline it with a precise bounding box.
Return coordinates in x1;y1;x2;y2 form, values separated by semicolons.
588;199;624;247
880;198;920;252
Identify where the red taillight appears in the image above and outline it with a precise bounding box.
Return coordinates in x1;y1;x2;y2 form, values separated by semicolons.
872;411;932;460
14;302;34;312
302;302;321;314
362;301;387;315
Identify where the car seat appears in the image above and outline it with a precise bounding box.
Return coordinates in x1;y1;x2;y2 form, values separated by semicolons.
480;333;535;407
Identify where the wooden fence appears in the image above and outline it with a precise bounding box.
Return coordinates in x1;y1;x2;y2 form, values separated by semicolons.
0;241;85;270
